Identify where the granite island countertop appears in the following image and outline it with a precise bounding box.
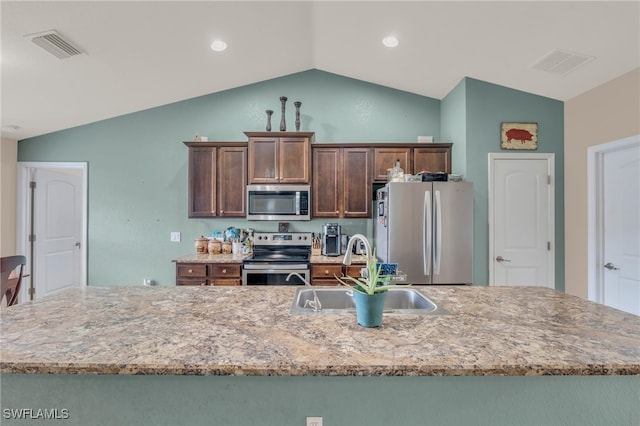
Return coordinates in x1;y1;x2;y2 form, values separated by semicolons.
1;286;638;376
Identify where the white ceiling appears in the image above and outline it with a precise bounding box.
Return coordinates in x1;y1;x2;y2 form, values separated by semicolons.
1;1;638;141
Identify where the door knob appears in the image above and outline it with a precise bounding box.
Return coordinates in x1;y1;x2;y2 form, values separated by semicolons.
496;256;511;263
604;262;620;270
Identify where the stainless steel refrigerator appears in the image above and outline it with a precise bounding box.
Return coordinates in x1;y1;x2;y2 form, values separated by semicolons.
374;181;473;284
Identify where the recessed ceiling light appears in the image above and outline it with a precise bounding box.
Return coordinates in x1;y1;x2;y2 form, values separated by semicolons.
210;40;228;52
382;36;399;48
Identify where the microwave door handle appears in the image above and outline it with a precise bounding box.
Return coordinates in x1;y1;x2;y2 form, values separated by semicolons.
423;190;431;276
296;191;300;215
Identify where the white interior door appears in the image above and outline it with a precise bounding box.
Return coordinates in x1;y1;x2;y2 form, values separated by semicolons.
601;141;639;315
489;153;554;287
33;168;83;299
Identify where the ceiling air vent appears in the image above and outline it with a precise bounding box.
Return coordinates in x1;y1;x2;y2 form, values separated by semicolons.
531;48;594;75
24;30;85;59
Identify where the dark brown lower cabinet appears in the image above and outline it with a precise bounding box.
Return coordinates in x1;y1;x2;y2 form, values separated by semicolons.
176;263;242;286
310;264;364;286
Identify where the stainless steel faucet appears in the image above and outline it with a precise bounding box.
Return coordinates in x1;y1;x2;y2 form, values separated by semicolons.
342;234;372;265
286;272;321;311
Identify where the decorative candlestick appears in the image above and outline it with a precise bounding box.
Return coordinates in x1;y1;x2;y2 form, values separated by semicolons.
279;96;287;131
294;101;302;131
265;110;273;132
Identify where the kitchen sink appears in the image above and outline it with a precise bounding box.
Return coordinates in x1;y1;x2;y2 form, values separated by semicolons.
289;287;447;315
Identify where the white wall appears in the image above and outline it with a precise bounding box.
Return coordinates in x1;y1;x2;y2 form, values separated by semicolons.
1;138;18;256
564;68;640;298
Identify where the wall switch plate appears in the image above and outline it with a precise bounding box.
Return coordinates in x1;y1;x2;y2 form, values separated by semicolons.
306;417;323;426
170;232;181;242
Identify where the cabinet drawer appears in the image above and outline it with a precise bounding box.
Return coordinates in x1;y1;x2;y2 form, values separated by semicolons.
311;264;343;279
344;265;364;278
311;278;342;286
177;278;208;286
177;264;207;278
209;264;241;277
210;278;241;286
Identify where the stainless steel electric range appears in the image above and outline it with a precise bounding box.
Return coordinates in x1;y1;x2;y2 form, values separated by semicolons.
242;232;312;285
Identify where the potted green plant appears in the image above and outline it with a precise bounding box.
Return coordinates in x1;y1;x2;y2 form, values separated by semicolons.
335;249;407;327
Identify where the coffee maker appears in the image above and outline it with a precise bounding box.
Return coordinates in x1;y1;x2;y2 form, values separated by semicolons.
322;223;341;256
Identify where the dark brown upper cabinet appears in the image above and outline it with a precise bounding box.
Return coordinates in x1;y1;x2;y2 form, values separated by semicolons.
245;132;314;184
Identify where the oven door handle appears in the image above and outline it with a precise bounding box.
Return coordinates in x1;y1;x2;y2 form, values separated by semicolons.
243;264;310;270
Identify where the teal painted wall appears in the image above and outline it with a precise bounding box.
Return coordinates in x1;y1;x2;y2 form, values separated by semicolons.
462;78;565;289
17;69;564;288
2;374;638;425
440;78;467;177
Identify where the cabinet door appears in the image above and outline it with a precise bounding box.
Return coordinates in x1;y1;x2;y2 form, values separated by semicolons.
312;147;342;217
373;147;411;182
413;146;451;174
343;148;371;218
218;147;247;217
279;137;310;183
188;147;217;217
248;137;279;183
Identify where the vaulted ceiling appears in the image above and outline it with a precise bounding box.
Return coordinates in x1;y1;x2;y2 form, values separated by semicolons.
1;1;638;141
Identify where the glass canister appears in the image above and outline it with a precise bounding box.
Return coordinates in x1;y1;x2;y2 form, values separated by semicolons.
195;237;208;253
208;239;222;254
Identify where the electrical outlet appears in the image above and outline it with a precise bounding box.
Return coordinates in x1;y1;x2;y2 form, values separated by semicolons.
306;417;323;426
143;278;152;286
170;232;181;242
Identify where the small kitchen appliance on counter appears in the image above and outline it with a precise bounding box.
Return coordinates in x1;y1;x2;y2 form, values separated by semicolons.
322;223;341;256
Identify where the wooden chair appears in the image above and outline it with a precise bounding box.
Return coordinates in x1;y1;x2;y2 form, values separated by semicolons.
1;255;26;307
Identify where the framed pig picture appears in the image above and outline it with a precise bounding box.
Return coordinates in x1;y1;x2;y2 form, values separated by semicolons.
501;122;538;150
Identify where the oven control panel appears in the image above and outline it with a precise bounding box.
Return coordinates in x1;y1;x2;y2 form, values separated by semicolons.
253;232;312;246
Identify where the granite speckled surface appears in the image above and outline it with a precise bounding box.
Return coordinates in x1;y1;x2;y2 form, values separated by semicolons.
310;254;367;264
171;253;247;263
172;253;367;264
1;286;638;376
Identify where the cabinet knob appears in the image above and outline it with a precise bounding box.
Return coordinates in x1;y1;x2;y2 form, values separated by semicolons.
324;269;329;275
336;211;339;214
222;269;227;274
200;282;206;286
188;269;193;273
220;210;224;214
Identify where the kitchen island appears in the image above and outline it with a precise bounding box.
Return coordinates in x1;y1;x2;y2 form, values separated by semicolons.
1;286;638;425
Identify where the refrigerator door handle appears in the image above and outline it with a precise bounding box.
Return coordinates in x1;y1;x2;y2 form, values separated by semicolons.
424;190;431;276
434;190;442;275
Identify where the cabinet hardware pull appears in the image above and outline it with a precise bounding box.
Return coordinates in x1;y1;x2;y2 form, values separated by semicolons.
188;269;193;273
222;269;227;274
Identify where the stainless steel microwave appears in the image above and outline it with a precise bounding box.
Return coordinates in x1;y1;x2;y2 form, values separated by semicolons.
246;184;310;221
